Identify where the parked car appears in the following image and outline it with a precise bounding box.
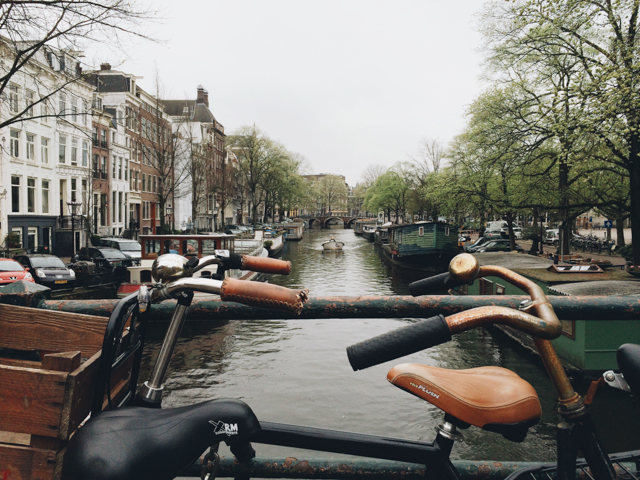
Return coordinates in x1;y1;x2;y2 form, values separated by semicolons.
465;237;493;252
14;254;75;289
482;229;504;240
98;238;142;264
77;247;131;264
0;258;35;287
474;239;525;253
224;225;242;235
545;229;560;246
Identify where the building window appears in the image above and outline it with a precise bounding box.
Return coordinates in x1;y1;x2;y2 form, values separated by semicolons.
11;176;20;213
42;179;50;214
142;173;146;192
71;178;77;202
82;141;88;166
71;138;78;165
10;129;19;158
8;84;19;113
93;126;98;142
112;131;116;144
58;135;66;163
59;93;66;116
41;137;49;164
101;129;106;146
124;162;128;181
100;193;107;226
112;155;116;178
101;156;107;178
71;96;77;123
26;133;35;161
119;191;123;222
153;175;157;193
26;90;35;117
113;191;116;222
143;201;150;220
118;157;122;180
83;101;89;126
156;202;160;219
82;179;87;213
27;178;35;213
41;102;50;124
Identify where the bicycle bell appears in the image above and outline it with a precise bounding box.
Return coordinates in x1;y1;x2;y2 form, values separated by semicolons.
448;253;480;283
151;254;196;283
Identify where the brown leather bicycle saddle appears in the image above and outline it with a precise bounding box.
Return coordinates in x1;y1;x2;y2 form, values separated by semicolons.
388;364;541;429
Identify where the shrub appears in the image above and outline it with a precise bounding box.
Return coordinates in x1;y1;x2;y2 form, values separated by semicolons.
617;244;633;262
264;240;273;249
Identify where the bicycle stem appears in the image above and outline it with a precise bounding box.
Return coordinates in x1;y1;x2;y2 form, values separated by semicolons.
449;257;583;413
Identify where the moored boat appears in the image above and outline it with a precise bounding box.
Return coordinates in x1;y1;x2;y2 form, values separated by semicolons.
117;233;265;298
380;221;458;273
362;225;377;242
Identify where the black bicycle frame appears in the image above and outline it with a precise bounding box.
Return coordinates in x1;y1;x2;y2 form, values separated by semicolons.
253;422;460;480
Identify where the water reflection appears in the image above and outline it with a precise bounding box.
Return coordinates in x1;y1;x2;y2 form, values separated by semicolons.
140;227;637;462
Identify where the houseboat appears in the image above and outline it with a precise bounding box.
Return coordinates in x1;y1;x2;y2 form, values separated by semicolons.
380;221;459;273
353;219;377;235
362;224;377;242
284;223;304;241
456;252;640;374
374;222;392;246
117;233;266;298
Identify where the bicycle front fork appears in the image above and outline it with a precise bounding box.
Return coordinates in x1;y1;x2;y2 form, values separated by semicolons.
557;413;616;480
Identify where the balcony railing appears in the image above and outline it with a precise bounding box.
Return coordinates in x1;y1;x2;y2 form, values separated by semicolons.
57;215;88;230
92;169;108;180
101;140;108;149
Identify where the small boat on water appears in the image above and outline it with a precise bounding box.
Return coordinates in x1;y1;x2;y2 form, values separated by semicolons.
362;225;377;242
322;237;344;251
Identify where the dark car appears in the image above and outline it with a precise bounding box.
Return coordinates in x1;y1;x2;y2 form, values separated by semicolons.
77;247;132;266
465;237;494;252
475;240;525;253
14;254;75;289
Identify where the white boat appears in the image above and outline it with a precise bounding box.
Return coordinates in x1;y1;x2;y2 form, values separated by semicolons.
322;237;344;251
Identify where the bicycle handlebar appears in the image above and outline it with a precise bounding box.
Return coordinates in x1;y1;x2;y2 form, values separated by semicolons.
150;277;309;315
409;272;468;296
346;306;561;370
232;254;292;275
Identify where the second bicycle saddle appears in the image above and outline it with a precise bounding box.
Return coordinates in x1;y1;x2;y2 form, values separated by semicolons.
388;364;541;442
63;398;260;480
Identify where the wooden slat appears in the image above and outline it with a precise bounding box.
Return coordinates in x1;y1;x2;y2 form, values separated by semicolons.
0;443;58;480
58;350;100;440
42;352;80;373
0;359;41;369
0;365;67;438
0;431;30;446
0;304;107;359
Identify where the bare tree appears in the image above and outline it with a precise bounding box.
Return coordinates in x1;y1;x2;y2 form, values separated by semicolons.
412;138;446;177
360;164;386;189
0;1;155;129
227;126;288;225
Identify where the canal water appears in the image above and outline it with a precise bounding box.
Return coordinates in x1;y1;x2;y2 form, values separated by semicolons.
139;227;639;462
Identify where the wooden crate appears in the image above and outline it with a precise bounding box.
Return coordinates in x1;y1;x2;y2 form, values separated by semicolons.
0;303;133;480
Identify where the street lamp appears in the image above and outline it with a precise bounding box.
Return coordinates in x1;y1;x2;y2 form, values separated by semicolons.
67;200;82;256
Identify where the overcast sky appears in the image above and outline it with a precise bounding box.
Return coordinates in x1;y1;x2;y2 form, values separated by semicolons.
88;0;487;186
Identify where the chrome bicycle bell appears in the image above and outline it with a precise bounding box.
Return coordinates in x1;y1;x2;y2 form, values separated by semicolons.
151;254;191;283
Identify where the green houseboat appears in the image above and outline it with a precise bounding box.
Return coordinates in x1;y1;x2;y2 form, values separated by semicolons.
457;252;640;374
381;222;459;273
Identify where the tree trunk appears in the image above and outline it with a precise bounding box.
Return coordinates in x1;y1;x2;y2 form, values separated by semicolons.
616;215;626;247
631;161;640;264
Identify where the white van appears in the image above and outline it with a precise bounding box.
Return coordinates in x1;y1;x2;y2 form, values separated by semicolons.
486;221;509;232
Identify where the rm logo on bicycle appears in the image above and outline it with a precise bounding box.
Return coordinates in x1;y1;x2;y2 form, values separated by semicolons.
410;382;440;399
209;420;239;436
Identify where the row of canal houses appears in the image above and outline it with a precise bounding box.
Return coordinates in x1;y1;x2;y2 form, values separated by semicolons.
0;40;230;257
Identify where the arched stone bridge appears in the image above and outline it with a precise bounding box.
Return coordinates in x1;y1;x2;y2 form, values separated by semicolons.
301;215;363;229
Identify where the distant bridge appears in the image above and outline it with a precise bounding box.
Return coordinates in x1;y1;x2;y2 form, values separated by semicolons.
301;215;371;229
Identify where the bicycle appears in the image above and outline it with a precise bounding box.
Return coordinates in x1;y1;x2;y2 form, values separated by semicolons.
62;253;640;480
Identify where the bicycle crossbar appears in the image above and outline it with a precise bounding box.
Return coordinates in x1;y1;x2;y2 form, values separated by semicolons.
40;295;640;321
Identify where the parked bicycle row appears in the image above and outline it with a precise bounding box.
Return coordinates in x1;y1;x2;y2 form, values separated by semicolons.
570;233;617;255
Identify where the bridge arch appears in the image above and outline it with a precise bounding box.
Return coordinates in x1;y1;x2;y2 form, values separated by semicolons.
346;218;357;229
308;218;321;229
324;217;344;228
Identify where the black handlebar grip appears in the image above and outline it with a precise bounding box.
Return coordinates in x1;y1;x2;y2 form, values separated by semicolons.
408;272;467;296
347;315;452;371
225;253;244;270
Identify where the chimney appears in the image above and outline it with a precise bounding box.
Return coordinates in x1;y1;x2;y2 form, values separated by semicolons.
196;85;208;106
100;63;111;71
